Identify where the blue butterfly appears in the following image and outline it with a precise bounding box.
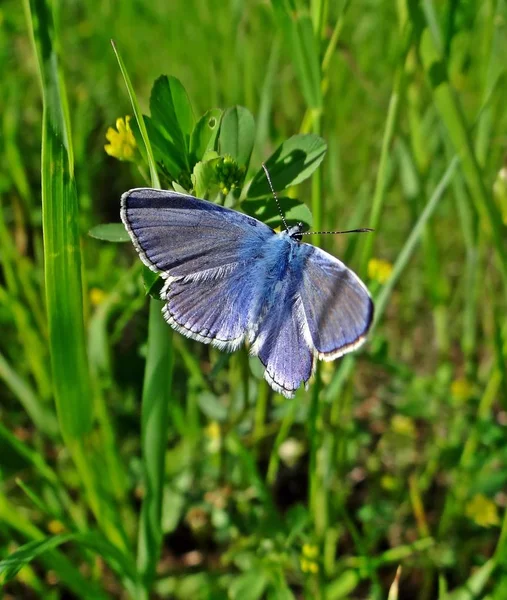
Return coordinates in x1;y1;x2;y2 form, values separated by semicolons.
121;186;373;397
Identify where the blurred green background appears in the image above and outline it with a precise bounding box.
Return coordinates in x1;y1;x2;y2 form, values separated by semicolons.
1;0;507;598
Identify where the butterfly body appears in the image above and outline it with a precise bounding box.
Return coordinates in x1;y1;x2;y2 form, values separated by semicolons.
121;188;373;397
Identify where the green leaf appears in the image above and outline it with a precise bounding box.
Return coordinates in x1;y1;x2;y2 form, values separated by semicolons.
190;109;222;166
326;570;361;599
172;181;189;194
88;223;130;242
149;75;194;167
192;156;220;198
219;106;255;168
30;4;92;442
247;134;327;198
197;392;228;421
242;196;312;230
271;7;322;109
161;480;187;534
447;558;496;600
112;41;160;188
285;504;310;540
0;353;57;437
419;26;507;293
144;115;186;179
288;15;322;109
0;533;138;586
268;574;296;600
143;268;163;299
28;9;130;554
229;570;268;600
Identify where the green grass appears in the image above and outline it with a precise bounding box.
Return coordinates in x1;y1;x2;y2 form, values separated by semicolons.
1;0;507;598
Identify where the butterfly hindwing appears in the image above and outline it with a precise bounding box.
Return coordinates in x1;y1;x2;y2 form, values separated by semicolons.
250;246;315;398
161;266;259;351
253;299;314;398
298;245;373;359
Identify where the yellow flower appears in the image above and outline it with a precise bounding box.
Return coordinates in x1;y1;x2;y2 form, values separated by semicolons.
451;378;473;402
391;415;416;438
300;543;319;573
205;421;221;453
368;258;393;284
89;287;106;306
302;543;319;559
47;519;65;534
205;421;221;441
104;116;136;161
465;494;499;528
381;474;398;491
300;558;319;574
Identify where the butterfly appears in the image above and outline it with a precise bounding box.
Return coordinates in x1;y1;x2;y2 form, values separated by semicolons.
120;184;373;398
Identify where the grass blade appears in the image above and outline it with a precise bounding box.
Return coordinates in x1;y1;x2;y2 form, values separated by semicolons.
112;42;174;591
0;494;109;599
0;350;57;436
111;40;160;189
373;157;459;326
420;24;507;293
136;300;174;589
325;157;459;401
360;29;411;275
0;533;138;590
25;0;129;552
25;0;90;440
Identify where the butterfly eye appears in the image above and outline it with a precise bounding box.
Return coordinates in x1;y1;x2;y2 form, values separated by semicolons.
292;223;305;242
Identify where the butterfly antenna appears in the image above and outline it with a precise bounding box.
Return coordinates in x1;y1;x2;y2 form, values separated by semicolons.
301;228;374;236
262;163;289;232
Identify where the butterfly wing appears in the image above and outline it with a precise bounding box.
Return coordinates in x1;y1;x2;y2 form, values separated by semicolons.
298;245;373;360
161;268;261;351
121;188;274;279
252;300;314;398
249;245;314;398
122;188;372;388
121;188;274;350
251;241;372;397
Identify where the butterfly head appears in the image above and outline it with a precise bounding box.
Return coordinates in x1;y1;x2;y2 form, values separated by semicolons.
287;222;305;242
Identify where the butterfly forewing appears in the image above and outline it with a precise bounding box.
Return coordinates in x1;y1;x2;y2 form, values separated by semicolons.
121;188;273;279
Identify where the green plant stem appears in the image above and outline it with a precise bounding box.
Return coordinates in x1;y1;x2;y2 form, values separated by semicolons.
112;42;174;591
420;24;507;296
136;301;173;588
253;376;269;447
266;396;298;485
360;65;403;276
326;157;459;401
